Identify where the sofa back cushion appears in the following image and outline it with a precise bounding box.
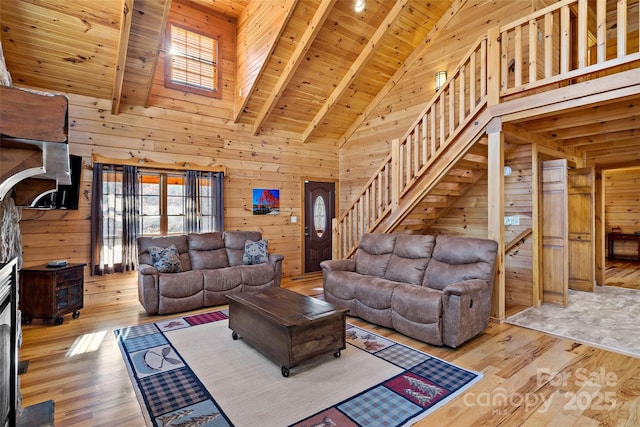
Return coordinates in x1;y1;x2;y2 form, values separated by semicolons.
354;233;396;277
188;232;229;270
423;235;498;290
137;235;192;271
384;234;435;285
223;230;263;266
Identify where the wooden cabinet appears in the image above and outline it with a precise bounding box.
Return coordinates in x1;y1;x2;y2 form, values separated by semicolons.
19;263;85;325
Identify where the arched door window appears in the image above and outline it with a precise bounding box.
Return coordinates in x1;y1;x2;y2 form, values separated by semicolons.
313;196;326;237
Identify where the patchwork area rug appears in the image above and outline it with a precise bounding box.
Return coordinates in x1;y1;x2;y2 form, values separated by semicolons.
506;286;640;358
115;310;482;427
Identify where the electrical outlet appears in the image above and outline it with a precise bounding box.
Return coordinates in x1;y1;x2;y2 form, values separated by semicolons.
291;216;297;223
504;216;512;226
511;215;520;226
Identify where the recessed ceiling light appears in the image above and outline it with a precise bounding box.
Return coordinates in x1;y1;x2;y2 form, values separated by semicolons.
354;0;365;13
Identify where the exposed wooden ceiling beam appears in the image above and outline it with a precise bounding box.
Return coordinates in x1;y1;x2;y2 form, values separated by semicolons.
337;0;469;147
503;123;582;165
562;129;640;147
142;0;172;108
252;0;337;136
233;0;298;123
111;0;134;115
542;116;640;141
523;100;640;133
301;0;411;143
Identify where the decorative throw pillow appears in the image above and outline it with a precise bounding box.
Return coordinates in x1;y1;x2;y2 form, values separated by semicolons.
243;239;268;265
148;245;182;273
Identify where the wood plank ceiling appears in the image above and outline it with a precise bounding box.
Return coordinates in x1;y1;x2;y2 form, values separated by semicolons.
0;0;454;143
1;0;639;168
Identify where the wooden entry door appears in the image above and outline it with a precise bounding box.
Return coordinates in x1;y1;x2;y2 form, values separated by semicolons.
568;168;595;291
541;159;569;306
304;181;335;273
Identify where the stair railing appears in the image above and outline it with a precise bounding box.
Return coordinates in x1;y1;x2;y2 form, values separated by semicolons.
333;35;490;258
332;0;640;260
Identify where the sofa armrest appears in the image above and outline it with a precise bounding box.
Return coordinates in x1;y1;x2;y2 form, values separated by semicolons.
268;253;284;287
137;264;160;314
137;263;159;275
268;253;284;264
320;259;356;272
441;279;492;348
443;279;489;297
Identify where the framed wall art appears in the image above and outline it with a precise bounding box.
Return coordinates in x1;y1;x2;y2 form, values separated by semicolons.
252;188;280;215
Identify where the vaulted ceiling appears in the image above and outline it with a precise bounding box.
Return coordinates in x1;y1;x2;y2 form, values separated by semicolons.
0;0;455;143
2;0;640;168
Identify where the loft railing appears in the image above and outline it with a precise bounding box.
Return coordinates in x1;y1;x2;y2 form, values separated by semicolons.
333;0;640;259
499;0;640;97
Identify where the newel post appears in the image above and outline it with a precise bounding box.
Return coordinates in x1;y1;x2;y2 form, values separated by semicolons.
487;117;505;322
331;217;340;259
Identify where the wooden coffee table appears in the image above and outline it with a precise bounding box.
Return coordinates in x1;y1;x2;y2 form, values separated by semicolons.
227;287;348;377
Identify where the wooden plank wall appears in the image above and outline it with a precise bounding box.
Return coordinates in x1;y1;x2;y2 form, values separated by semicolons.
428;143;535;308
338;0;545;211
18;3;338;304
604;167;640;258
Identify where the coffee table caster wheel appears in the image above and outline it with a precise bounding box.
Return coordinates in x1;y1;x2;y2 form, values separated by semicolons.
232;332;238;340
72;310;80;319
334;351;341;358
281;366;290;377
54;316;64;326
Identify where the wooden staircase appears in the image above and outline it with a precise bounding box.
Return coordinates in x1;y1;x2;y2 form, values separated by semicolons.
332;0;640;260
394;138;488;235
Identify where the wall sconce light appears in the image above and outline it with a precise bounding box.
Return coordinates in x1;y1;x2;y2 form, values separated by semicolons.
504;166;513;176
354;0;365;12
435;71;447;92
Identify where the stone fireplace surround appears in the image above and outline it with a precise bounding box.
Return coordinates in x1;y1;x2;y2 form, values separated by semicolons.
1;197;22;426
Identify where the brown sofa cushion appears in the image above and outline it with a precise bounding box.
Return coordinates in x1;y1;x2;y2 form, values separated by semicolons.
137;234;191;271
188;232;229;270
391;284;442;323
354;233;396;277
384;234;435;285
223;230;263;266
423;235;497;291
237;263;274;286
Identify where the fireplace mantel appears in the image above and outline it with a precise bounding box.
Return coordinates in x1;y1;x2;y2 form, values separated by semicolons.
0;85;70;206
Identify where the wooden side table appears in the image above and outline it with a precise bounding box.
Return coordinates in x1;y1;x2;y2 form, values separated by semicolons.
607;233;640;261
19;263;86;325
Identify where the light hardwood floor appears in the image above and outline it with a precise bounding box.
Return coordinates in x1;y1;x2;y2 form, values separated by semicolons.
18;261;640;426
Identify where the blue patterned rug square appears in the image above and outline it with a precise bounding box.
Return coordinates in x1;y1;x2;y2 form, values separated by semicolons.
115;309;482;426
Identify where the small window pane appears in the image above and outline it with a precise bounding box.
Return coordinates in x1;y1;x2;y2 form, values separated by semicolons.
167;216;183;234
142;195;160;216
313;196;326;238
142;217;161;235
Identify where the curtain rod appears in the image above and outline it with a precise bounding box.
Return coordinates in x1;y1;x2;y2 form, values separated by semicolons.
91;153;226;174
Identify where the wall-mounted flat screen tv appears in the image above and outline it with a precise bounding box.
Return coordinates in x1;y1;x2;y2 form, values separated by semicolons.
33;154;82;210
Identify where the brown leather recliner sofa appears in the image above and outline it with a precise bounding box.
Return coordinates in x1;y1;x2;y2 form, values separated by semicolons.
321;233;498;348
137;231;284;315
